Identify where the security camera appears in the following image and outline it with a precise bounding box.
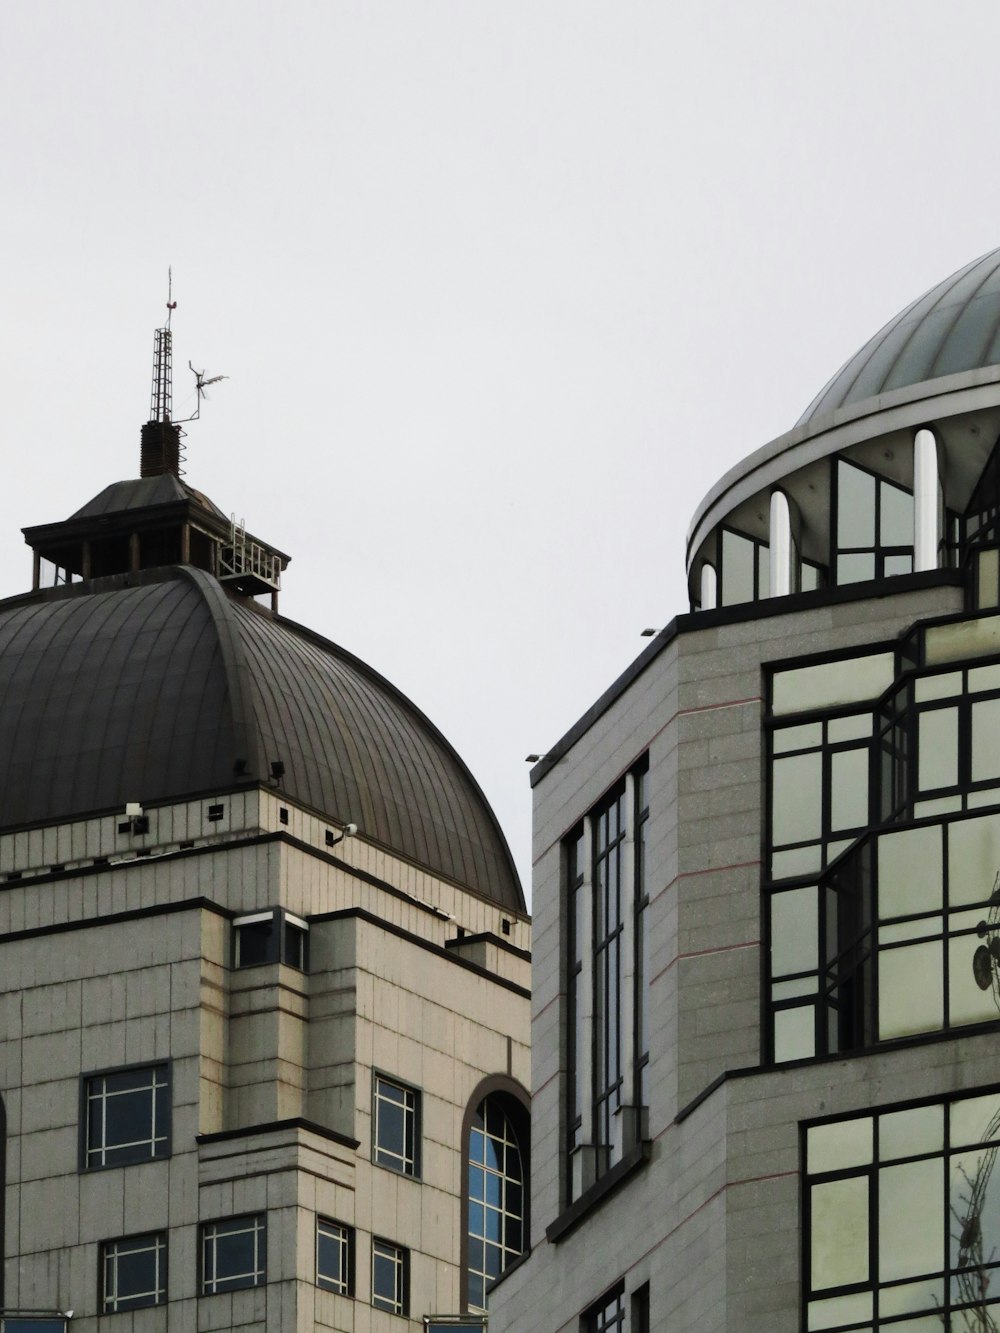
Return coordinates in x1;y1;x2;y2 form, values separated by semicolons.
344;822;358;838
125;802;143;818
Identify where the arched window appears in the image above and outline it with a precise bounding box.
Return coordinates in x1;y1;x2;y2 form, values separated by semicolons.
463;1083;529;1313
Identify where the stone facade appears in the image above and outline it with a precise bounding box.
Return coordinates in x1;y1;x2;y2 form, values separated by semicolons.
0;787;530;1329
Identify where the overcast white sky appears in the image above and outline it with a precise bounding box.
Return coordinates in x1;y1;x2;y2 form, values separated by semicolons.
3;1;1000;901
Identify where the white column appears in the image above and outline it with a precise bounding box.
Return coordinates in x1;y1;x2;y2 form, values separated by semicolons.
770;490;793;598
914;428;941;572
700;561;718;610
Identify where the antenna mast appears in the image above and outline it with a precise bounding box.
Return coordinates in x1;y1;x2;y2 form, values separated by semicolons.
149;268;178;424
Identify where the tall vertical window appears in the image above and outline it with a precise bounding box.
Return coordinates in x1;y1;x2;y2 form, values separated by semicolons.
834;457;913;584
317;1218;353;1295
371;1238;408;1315
583;1284;625;1331
805;1089;1000;1331
565;758;649;1195
720;527;769;606
373;1074;420;1176
101;1232;167;1311
467;1095;525;1312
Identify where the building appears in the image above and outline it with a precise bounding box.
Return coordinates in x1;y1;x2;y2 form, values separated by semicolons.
491;246;1000;1331
0;317;531;1331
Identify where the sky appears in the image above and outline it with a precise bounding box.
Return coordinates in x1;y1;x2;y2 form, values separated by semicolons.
3;1;1000;902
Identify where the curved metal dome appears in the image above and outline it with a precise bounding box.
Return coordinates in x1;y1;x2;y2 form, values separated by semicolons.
799;246;1000;426
0;566;523;911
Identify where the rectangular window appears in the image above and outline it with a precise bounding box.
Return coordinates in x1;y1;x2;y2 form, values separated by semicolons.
83;1063;170;1169
804;1088;1000;1330
101;1232;167;1311
200;1214;266;1294
834;457;914;585
233;909;309;970
583;1284;625;1332
317;1217;353;1295
373;1074;420;1176
372;1238;408;1315
565;758;649;1193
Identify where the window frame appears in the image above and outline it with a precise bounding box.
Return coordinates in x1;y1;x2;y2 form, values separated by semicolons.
372;1072;421;1178
802;1086;1000;1331
832;455;915;586
100;1231;167;1313
199;1213;267;1295
316;1216;354;1296
465;1089;528;1313
564;757;650;1197
371;1237;408;1315
80;1061;171;1171
581;1282;626;1332
232;908;309;971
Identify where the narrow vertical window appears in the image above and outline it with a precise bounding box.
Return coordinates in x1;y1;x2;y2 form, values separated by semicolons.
371;1238;408;1315
466;1095;526;1312
101;1232;167;1311
593;786;626;1157
317;1217;353;1295
634;767;650;1111
566;827;586;1158
373;1074;420;1176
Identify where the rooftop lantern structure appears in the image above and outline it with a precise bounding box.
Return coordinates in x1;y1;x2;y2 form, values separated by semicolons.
22;281;288;608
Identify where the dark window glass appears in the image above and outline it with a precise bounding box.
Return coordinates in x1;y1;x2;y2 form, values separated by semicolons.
234;918;275;967
373;1075;419;1175
84;1064;169;1168
583;1286;625;1331
200;1214;266;1294
467;1097;526;1312
234;910;309;969
371;1238;407;1314
101;1232;167;1311
317;1217;352;1294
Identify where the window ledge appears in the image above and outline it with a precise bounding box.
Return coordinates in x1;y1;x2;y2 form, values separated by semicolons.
545;1140;651;1244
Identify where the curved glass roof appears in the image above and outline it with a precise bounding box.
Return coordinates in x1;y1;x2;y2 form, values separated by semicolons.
799;247;1000;426
0;567;523;911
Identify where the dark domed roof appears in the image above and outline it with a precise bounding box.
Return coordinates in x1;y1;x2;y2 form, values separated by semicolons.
0;566;523;911
799;247;1000;426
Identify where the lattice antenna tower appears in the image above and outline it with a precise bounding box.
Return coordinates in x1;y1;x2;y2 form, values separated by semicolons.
149;268;178;425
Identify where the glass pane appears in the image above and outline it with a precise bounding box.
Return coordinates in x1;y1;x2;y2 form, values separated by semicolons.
810;1176;870;1289
973;697;1000;782
838;461;876;548
772;752;822;846
770;887;818;976
949;813;1000;907
925;613;1000;666
880;480;912;548
878;825;943;918
807;1117;873;1173
721;529;756;606
950;1148;1000;1272
838;552;876;584
830;747;869;831
827;713;872;743
878;1275;941;1317
772;653;895;716
758;544;770;599
917;707;959;790
878;940;943;1038
914;671;962;702
879;1105;944;1161
969;663;1000;692
771;845;823;879
951;1092;1000;1148
773;1005;814;1062
801;562;820;592
879;1158;944;1280
949;931;1000;1027
884;553;913;576
806;1292;872;1331
773;722;823;754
